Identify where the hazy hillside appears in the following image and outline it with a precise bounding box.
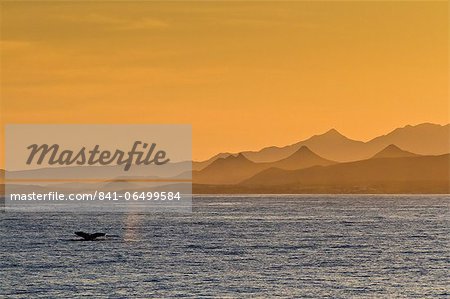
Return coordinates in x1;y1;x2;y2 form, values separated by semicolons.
270;146;336;170
194;123;450;164
242;129;366;162
193;153;265;184
193;153;231;171
194;146;335;184
5;162;191;180
371;144;419;159
367;123;450;156
242;154;450;187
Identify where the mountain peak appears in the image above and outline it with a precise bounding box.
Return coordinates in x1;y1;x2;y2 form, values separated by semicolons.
319;128;347;139
273;145;335;170
284;145;321;159
235;152;248;159
325;128;340;135
385;144;401;150
372;144;418;159
296;145;315;154
222;152;252;162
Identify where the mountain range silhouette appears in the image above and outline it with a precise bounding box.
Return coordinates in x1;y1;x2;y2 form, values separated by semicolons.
2;123;449;194
193;146;335;184
194;123;450;169
192;123;450;193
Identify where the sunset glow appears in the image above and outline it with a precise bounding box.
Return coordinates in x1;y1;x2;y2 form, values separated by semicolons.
1;1;448;162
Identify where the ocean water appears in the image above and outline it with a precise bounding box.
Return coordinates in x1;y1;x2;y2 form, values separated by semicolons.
1;195;449;298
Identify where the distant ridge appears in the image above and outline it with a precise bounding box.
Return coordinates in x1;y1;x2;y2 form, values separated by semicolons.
236;154;450;194
367;123;450;156
194;147;336;184
193;153;231;171
194;123;450;164
371;144;419;159
4;123;450;194
193;153;265;184
271;146;336;170
241;128;365;162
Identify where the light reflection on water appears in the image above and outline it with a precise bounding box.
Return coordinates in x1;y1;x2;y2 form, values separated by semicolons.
1;195;449;298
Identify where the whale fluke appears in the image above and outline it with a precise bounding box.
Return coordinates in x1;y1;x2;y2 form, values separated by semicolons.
75;231;106;241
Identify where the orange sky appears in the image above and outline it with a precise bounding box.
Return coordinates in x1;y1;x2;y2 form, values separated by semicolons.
1;1;448;162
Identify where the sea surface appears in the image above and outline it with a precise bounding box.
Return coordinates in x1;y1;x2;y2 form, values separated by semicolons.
1;195;449;298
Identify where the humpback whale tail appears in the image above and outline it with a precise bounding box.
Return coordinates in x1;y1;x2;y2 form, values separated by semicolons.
75;231;106;241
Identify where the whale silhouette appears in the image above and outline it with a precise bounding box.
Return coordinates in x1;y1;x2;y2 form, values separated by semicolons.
75;231;106;241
